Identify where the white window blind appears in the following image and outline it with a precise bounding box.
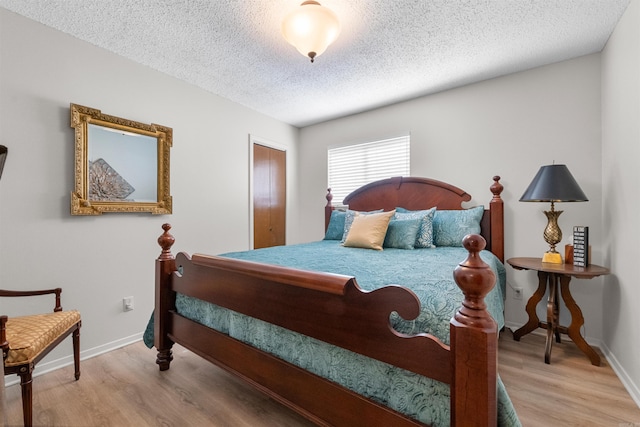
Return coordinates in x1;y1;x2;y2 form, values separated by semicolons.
328;135;410;206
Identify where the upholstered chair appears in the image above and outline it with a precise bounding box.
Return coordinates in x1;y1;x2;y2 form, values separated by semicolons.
0;288;81;427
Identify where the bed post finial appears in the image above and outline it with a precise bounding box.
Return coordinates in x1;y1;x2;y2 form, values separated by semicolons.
158;223;175;261
325;188;334;232
490;176;503;200
453;234;496;328
450;233;497;426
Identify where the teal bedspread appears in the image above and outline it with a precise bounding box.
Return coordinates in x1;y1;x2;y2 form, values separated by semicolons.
144;241;520;426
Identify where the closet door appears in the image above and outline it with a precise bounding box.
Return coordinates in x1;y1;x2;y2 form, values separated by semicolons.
253;143;286;249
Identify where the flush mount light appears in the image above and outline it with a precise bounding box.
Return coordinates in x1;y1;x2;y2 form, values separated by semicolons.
281;1;340;63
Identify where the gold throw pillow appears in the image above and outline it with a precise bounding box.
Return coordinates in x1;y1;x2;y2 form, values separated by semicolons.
343;210;395;250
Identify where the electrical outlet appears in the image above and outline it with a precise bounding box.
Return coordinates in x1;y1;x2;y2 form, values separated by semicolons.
123;296;134;311
513;288;523;300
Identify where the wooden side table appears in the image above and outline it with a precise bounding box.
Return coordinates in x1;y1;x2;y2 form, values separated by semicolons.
507;257;610;366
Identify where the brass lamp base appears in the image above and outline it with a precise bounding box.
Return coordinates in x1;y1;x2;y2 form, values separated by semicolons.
542;251;563;264
542;201;563;264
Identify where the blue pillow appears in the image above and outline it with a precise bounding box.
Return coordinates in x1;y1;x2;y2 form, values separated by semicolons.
432;206;484;247
383;219;422;249
394;207;436;248
324;210;346;240
341;209;384;242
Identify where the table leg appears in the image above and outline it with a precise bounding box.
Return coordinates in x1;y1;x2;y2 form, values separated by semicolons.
544;274;559;364
552;274;561;344
513;271;547;341
559;275;601;366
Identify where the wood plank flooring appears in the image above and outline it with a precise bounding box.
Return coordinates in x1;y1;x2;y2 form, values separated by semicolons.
3;330;639;426
498;328;640;427
4;342;316;427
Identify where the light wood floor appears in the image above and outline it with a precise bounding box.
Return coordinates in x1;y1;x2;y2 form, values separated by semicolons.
4;330;640;426
498;328;640;427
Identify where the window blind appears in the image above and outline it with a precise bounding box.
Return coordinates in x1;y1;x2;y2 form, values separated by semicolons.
328;135;410;206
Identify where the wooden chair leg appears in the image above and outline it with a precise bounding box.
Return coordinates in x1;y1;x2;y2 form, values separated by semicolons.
19;370;33;427
73;326;81;380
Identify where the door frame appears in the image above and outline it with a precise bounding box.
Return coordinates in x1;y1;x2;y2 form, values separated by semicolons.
248;134;288;249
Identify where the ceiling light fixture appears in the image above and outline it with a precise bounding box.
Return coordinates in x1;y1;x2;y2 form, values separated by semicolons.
281;1;340;63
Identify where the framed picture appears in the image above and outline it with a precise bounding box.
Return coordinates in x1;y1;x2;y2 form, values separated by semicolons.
70;104;172;215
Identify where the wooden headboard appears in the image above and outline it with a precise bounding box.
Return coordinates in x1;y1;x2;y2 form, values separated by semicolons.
325;176;504;262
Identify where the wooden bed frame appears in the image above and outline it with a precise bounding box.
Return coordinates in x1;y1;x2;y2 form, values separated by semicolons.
154;175;505;427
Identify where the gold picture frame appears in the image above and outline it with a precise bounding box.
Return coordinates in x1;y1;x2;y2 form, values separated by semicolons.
70;103;172;215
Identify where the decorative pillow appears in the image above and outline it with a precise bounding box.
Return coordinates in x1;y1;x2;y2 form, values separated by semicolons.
341;209;384;242
343;210;395;250
432;206;484;247
383;219;422;249
394;207;436;248
324;210;346;240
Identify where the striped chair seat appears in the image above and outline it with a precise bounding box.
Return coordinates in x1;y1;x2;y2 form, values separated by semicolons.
4;310;81;367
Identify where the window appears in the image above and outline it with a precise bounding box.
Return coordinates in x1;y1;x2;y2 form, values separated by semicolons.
328;135;410;206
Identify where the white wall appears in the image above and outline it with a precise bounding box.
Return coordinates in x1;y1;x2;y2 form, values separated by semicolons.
298;55;604;344
601;0;640;406
0;9;298;373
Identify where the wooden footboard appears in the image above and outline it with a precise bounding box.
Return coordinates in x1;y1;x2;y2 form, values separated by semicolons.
154;226;498;426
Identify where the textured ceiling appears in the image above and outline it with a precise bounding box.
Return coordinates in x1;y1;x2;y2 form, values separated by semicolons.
0;1;631;127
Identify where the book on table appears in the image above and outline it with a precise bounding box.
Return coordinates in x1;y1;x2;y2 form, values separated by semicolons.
573;226;589;267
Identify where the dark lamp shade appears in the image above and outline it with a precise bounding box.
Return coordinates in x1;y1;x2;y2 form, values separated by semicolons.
520;164;588;202
0;145;6;181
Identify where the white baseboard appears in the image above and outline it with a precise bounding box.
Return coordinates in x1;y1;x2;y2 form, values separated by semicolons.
4;332;143;387
503;321;640;409
598;341;640;408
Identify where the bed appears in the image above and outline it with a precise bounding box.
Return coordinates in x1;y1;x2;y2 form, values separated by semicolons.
145;176;520;426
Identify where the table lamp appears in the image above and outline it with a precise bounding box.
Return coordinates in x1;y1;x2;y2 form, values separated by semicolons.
520;164;588;263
